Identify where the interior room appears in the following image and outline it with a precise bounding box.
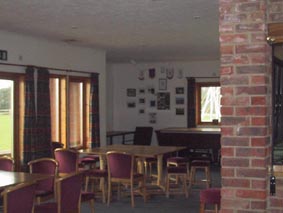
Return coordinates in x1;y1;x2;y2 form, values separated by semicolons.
0;1;282;212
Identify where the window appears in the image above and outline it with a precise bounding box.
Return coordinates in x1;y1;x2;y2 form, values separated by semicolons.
196;82;221;125
50;75;90;149
0;80;14;155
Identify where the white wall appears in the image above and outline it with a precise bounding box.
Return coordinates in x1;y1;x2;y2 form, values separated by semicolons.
0;30;107;146
107;61;220;145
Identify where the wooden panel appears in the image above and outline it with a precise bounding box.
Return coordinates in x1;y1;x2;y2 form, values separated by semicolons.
155;128;221;162
268;23;283;44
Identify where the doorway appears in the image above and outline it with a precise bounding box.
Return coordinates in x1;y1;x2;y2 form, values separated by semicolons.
0;79;14;156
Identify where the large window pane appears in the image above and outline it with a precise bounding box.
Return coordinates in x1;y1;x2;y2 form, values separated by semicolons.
0;80;13;155
200;86;221;123
69;81;83;148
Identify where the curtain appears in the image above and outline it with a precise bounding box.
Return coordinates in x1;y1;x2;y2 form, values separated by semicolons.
23;66;37;165
36;68;52;158
187;77;196;128
23;67;52;166
90;73;100;148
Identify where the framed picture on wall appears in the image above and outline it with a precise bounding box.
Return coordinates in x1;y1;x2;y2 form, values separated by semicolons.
139;98;145;104
176;108;184;115
127;101;136;108
127;88;136;97
176;87;184;94
176;97;184;105
159;78;167;90
157;92;170;110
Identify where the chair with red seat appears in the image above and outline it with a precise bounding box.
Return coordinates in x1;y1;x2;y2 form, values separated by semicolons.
34;172;84;213
199;188;221;213
54;148;79;174
167;156;190;180
0;156;14;171
1;182;37;213
130;127;156;179
189;160;211;193
54;148;107;202
106;151;147;208
28;157;58;204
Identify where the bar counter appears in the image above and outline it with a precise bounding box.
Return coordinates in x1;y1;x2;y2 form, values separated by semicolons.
155;127;221;162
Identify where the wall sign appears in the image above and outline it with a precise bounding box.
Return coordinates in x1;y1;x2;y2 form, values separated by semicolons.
0;50;8;61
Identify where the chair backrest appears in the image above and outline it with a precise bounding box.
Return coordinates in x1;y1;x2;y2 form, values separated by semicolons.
133;126;153;146
1;182;36;213
106;151;134;179
54;148;78;173
0;156;14;171
28;158;58;192
56;172;83;212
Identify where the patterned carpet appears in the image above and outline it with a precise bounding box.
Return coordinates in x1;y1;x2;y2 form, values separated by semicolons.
81;165;221;213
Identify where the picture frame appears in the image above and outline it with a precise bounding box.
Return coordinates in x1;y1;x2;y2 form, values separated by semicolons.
127;101;136;108
159;78;167;90
176;97;184;105
127;88;136;97
176;108;184;115
176;87;184;94
139;98;145;104
150;100;156;107
157;92;170;110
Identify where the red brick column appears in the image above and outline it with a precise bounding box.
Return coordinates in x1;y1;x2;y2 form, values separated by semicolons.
266;1;283;212
219;0;272;212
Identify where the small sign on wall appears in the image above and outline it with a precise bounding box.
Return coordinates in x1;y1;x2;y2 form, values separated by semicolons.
0;50;8;61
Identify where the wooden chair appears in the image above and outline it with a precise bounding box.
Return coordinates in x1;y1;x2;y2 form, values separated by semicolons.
106;151;147;208
1;182;36;213
189;160;211;193
28;157;58;204
54;148;107;202
34;172;84;213
200;188;221;213
54;148;79;174
166;165;188;198
0;156;14;171
131;127;156;178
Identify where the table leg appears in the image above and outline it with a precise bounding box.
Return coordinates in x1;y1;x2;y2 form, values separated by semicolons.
157;154;164;189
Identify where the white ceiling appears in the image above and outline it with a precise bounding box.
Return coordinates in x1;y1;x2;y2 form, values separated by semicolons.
0;0;220;63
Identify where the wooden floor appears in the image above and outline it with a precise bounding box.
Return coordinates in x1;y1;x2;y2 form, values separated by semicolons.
81;164;221;213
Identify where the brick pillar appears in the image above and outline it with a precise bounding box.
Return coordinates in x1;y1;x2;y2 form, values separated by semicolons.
219;1;272;212
266;1;283;212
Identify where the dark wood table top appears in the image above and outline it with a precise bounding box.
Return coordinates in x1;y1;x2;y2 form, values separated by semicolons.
79;144;186;158
158;127;220;134
106;131;135;137
0;170;52;189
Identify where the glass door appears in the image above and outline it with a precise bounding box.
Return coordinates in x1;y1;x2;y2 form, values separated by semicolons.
0;80;14;156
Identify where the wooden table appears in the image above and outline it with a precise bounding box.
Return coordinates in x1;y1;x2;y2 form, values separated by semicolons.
156;127;221;162
0;171;52;189
79;144;186;189
106;131;135;145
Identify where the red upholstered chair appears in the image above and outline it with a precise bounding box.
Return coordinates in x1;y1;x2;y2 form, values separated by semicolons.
1;182;36;213
81;191;95;213
167;156;190;180
79;154;99;169
0;156;14;171
166;165;188;198
28;158;58;204
189;160;211;192
130;127;156;178
54;148;106;203
200;188;221;213
106;151;147;208
54;148;79;174
34;172;83;213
